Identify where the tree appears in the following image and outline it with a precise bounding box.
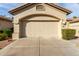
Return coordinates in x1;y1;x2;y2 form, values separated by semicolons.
73;16;78;19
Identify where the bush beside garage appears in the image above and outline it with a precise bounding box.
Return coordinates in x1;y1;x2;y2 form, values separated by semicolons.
0;28;13;41
62;29;76;40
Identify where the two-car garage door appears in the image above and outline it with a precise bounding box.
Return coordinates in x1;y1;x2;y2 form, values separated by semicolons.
24;21;59;38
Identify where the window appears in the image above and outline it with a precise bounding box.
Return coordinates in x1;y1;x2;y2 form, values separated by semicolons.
36;5;45;11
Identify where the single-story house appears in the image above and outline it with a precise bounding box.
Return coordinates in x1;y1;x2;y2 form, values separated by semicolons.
67;18;79;37
0;16;13;30
9;3;71;40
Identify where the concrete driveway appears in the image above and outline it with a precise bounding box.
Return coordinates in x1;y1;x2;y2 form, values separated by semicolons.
0;37;79;56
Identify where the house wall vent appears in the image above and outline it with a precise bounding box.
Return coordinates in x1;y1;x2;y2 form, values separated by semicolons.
36;5;45;11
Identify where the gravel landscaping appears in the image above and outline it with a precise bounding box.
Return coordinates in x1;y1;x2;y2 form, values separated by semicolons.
0;39;14;49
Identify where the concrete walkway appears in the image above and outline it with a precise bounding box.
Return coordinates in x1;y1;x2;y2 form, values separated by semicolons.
0;37;79;56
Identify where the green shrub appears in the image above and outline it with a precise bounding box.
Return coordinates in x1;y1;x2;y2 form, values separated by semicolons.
0;30;3;33
62;29;76;40
0;33;7;41
3;29;12;37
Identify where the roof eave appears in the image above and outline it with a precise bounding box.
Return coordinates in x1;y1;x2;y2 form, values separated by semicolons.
9;3;36;15
9;3;72;15
46;3;72;15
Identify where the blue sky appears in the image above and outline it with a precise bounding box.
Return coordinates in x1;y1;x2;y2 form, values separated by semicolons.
0;3;79;18
0;3;20;17
58;3;79;18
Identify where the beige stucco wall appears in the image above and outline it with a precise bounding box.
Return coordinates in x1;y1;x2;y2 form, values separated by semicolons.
13;4;67;40
13;4;67;23
22;16;58;21
0;20;12;30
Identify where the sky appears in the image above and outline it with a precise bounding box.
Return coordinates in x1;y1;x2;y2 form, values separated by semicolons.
58;3;79;18
0;3;20;17
0;3;79;18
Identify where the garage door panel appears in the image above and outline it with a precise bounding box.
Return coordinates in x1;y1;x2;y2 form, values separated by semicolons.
26;22;58;38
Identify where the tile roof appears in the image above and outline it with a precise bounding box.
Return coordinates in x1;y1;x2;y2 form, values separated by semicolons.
0;16;12;22
67;18;79;23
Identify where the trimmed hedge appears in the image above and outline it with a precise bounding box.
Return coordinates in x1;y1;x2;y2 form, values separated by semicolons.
62;29;76;40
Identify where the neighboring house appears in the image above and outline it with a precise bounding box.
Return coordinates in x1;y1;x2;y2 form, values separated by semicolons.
9;3;71;40
0;16;13;30
67;18;79;37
